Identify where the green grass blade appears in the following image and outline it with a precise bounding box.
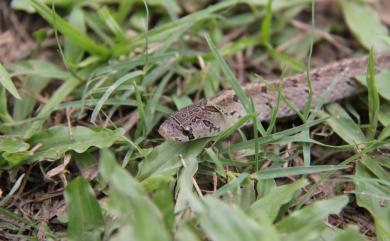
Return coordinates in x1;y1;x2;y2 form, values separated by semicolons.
265;73;284;135
301;0;316;166
64;7;85;66
250;99;261;170
224;117;327;153
90;71;143;124
27;126;125;162
100;154;172;241
205;33;251;112
56;98;171;115
198;196;277;241
361;156;390;182
340;0;390;51
137;139;209;180
84;12;115;46
0;136;29;153
0;63;21;99
356;70;390;102
355;162;390;241
212;173;250;197
325;103;366;145
260;0;273;44
0;174;25;207
13;76;51;121
276;196;349;241
65;177;104;241
332;226;366;241
145;71;173;128
378;124;390;141
24;77;80;138
115;0;135;24
142;0;150;68
30;0;110;57
133;79;146;135
175;157;203;213
172;95;193;109
366;49;380;140
205;148;226;177
212;114;253;144
0;86;13;123
249;178;308;221
9;59;71;80
255;165;350;180
113;0;240;55
98;6;127;42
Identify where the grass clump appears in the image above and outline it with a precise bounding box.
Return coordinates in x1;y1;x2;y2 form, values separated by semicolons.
1;0;390;240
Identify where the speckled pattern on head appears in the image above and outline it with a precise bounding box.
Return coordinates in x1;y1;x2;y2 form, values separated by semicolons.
159;53;390;142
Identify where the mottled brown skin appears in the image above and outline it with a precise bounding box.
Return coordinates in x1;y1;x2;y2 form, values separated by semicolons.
159;53;390;142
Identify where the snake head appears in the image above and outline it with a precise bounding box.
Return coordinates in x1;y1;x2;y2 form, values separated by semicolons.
158;102;225;142
158;117;193;142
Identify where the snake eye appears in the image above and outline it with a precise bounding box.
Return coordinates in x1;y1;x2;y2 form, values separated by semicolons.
181;128;195;140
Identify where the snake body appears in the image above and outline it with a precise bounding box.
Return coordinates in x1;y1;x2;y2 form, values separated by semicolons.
159;53;390;142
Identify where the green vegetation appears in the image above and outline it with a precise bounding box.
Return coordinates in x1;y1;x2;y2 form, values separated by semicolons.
1;0;389;240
